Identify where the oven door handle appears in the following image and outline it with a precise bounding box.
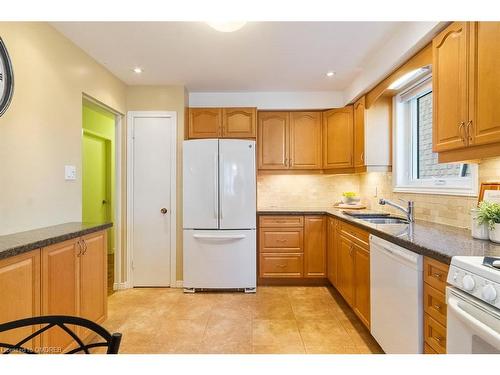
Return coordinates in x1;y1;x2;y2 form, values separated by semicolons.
448;295;500;348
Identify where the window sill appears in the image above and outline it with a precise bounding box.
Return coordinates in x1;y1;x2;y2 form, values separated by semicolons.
393;185;478;197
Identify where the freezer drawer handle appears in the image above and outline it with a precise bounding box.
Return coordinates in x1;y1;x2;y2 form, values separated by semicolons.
193;234;246;240
448;295;500;348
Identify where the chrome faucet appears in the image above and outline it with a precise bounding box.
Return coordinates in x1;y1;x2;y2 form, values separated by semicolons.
378;198;415;223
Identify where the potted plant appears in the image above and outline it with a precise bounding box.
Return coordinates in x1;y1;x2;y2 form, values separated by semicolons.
477;201;500;243
341;191;360;205
472;201;491;240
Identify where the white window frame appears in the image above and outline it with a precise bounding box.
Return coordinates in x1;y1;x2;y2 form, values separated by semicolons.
393;75;478;196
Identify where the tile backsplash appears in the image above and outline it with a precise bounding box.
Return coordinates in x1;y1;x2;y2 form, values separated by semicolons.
257;157;500;229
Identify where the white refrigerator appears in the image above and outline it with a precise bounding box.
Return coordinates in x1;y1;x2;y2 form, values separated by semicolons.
183;139;256;292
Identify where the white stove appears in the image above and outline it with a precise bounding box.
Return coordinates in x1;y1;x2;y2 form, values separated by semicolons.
446;256;500;353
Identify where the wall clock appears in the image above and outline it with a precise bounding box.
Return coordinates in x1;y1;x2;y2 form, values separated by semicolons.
0;37;14;117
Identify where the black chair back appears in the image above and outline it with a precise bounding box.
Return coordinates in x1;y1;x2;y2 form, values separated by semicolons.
0;315;121;354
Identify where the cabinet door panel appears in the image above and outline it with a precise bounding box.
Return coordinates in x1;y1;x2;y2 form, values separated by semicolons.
354;245;370;329
0;250;40;352
188;108;222;138
353;97;366;168
80;231;107;336
469;22;500;146
289;112;322;169
222;108;256;138
323;107;354;169
258;112;289;169
41;239;79;352
433;22;469;152
304;216;326;278
337;235;355;305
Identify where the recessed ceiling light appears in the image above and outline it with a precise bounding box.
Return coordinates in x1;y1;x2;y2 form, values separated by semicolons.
207;22;247;33
326;71;336;77
388;67;430;90
132;67;143;74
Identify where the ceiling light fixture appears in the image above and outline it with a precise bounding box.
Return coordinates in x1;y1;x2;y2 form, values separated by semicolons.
326;71;336;77
207;22;247;33
132;67;143;74
388;67;429;90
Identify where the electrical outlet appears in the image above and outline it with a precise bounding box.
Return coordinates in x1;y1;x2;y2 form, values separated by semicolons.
65;165;76;181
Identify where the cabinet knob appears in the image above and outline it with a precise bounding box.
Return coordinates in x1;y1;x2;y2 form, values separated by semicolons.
160;208;168;214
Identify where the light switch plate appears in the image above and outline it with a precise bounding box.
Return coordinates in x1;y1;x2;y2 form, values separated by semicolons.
65;165;76;181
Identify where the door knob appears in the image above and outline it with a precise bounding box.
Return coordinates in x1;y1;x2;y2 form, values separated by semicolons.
160;208;168;214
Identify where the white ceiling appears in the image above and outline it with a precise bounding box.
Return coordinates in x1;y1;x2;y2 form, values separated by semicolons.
52;21;410;92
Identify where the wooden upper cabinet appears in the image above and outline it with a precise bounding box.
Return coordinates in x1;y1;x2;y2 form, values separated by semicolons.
258;112;289;169
353;97;366;168
41;238;80;351
222;108;256;138
188;108;222;138
79;232;107;330
304;216;326;278
289;112;323;169
433;22;470;152
0;250;41;352
468;22;500;146
323;106;354;169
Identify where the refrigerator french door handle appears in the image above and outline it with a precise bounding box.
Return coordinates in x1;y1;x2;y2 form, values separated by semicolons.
213;153;218;219
193;234;246;240
219;153;224;220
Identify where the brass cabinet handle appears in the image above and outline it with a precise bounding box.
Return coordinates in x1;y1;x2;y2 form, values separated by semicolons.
276;239;288;243
77;240;83;257
466;120;473;143
458;121;466;144
434;304;442;311
360;152;364;162
433;273;443;280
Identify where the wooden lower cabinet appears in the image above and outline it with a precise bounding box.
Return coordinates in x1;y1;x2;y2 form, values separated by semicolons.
353;244;370;328
258;215;326;281
337;234;355;305
327;217;338;286
423;256;449;354
304;216;326;277
79;232;107;331
0;250;41;352
39;230;108;352
41;238;80;352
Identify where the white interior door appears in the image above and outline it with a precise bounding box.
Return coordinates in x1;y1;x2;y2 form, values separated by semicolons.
183;139;219;229
219;139;256;229
131;115;173;287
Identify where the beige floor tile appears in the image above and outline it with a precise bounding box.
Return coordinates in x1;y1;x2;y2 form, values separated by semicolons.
297;320;352;347
253;297;295;320
305;344;358;354
164;299;213;322
252;319;303;346
252;344;306;354
290;297;339;320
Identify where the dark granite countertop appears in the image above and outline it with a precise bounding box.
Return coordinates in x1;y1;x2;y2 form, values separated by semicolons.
258;208;500;264
0;222;113;261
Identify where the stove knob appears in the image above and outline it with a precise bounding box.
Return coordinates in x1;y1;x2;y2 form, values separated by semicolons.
481;284;497;302
462;274;475;291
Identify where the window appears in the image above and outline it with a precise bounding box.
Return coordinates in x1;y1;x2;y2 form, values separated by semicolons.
393;75;478;196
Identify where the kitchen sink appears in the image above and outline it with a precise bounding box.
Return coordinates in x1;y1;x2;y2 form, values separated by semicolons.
360;217;409;225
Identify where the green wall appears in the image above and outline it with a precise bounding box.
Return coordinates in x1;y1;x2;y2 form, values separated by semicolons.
82;100;115;254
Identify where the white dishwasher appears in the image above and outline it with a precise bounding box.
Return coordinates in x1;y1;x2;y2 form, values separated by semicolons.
370;235;423;353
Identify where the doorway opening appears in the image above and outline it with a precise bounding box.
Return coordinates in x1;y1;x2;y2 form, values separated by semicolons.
82;98;119;296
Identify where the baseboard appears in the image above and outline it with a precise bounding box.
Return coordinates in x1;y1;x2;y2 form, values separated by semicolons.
174;280;183;288
113;282;130;290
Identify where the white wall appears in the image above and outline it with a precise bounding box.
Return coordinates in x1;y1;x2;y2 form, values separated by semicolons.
189;91;344;109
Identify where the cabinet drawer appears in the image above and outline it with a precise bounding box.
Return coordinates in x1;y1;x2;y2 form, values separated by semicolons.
259;228;303;251
424;283;447;327
259;215;304;228
424;314;447;354
259;253;303;278
424;257;449;293
339;221;369;248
